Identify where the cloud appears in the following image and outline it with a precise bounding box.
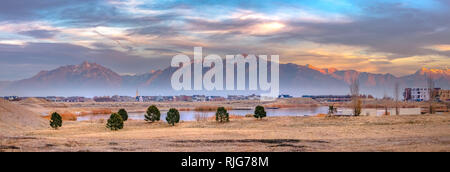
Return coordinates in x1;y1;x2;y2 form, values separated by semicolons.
0;0;449;79
0;0;68;20
268;1;450;59
18;29;59;39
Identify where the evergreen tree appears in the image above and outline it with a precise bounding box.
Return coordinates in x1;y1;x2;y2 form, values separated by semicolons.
215;107;229;123
117;109;128;121
50;112;62;129
166;108;180;126
254;106;267;119
106;113;124;130
145;105;161;122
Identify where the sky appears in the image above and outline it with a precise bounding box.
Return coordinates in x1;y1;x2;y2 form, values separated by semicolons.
0;0;449;80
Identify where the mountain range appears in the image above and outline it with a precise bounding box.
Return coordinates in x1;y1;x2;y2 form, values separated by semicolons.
0;61;449;97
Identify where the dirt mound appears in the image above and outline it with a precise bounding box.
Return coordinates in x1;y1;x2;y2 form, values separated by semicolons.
19;97;49;104
0;99;48;135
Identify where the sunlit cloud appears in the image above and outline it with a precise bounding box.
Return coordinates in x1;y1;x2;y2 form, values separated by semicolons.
0;40;26;45
426;44;450;52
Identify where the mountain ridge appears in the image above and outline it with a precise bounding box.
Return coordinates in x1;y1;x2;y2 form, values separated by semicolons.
0;61;449;97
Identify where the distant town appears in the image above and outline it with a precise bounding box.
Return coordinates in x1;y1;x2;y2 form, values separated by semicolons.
3;87;449;103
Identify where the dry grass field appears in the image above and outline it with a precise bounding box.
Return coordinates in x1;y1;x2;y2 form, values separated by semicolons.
1;114;449;152
1;98;449;152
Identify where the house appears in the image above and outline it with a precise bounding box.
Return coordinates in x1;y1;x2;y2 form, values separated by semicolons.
278;94;293;99
192;95;206;102
175;95;192;102
64;96;86;102
247;94;260;100
302;95;351;102
94;96;114;102
207;96;226;101
227;95;246;101
46;96;65;102
3;96;19;101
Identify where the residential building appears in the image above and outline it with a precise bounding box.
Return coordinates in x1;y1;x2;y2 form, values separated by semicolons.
3;96;19;101
278;94;293;99
438;90;450;102
247;94;260;100
227;95;246;101
207;96;226;101
46;96;65;102
175;95;192;102
112;95;134;102
64;96;86;102
403;88;441;102
93;96;114;102
302;95;352;102
192;95;206;102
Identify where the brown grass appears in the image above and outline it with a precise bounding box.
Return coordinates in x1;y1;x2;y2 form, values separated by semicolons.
194;113;209;122
265;103;319;108
43;112;77;121
194;106;232;112
315;113;328;117
207;114;245;121
79;109;112;116
6;113;449;152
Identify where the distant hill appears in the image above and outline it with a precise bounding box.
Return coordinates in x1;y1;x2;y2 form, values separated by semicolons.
2;61;123;96
0;61;448;97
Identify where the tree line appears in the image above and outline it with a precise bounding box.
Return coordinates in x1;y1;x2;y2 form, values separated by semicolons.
49;105;268;130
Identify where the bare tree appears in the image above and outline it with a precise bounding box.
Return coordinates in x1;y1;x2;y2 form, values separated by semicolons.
394;82;400;115
350;75;361;116
383;90;389;116
427;77;435;114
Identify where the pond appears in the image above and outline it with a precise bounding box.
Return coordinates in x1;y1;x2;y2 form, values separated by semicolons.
76;106;330;122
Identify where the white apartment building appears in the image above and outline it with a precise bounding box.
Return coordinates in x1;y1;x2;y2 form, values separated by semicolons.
404;88;441;102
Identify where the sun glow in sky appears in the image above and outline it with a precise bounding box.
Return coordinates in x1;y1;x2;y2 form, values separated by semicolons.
0;0;449;80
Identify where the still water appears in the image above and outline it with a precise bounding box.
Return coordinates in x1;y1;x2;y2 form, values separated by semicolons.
77;106;329;122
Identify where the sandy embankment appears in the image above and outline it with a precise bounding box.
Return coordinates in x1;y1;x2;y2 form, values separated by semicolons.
0;99;47;135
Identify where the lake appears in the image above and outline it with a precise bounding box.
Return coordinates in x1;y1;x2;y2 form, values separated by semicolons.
77;106;329;122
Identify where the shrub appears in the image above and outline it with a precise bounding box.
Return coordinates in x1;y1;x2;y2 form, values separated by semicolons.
328;105;337;115
106;113;124;130
50;112;62;129
166;108;180;126
254;106;267;119
245;114;254;118
117;109;128;121
145;105;161;122
215;107;229;123
194;112;208;122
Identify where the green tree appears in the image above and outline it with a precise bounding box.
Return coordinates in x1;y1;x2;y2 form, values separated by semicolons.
117;109;128;121
328;105;336;115
145;105;161;122
106;113;124;130
50;112;62;129
166;108;180;126
215;107;229;123
254;106;267;119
